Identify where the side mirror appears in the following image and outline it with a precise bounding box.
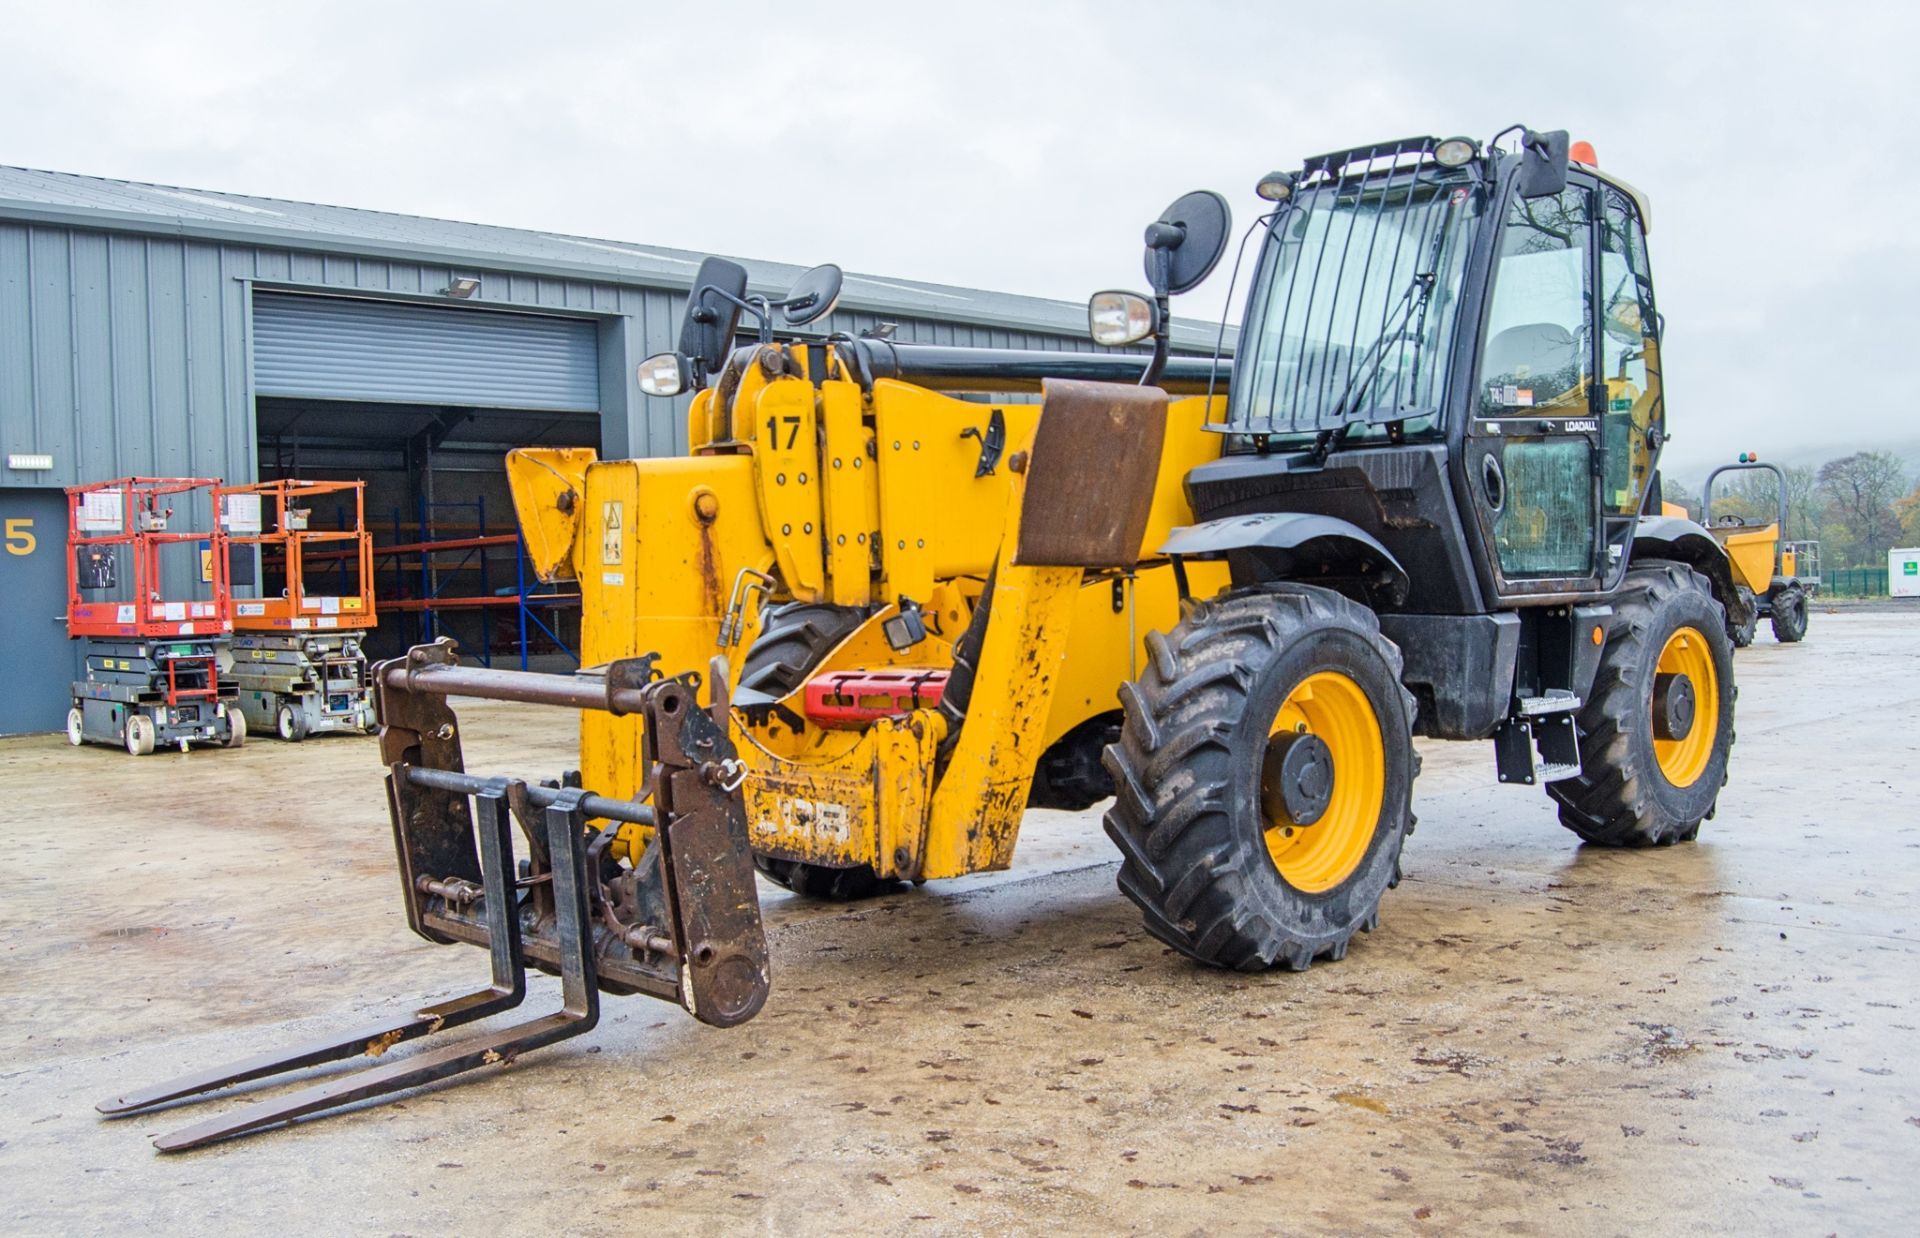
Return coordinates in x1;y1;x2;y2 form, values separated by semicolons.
1132;190;1230;385
778;264;844;327
1088;290;1159;347
679;257;750;373
1516;129;1570;199
637;351;691;398
1143;190;1232;297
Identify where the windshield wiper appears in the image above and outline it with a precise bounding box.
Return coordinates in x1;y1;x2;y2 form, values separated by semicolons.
1321;185;1471;444
1326;271;1436;422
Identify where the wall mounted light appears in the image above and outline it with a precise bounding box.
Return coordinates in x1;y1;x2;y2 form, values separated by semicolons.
443;276;481;299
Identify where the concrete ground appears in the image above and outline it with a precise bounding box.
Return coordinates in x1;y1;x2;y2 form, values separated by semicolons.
1;608;1915;1235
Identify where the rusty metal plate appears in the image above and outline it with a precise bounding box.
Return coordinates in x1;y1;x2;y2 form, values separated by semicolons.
646;678;771;1028
1013;379;1169;569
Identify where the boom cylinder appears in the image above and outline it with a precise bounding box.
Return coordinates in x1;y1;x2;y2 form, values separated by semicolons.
837;340;1230;395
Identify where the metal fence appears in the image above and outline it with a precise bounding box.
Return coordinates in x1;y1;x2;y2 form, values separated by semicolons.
1822;567;1890;597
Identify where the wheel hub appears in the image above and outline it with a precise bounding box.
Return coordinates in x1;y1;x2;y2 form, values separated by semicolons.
1653;671;1695;741
1262;731;1335;827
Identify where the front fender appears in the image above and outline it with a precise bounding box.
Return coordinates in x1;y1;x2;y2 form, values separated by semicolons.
1633;515;1753;626
1160;512;1410;606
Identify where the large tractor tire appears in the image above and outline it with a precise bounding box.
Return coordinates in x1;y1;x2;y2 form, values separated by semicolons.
1102;584;1417;972
1548;562;1736;847
737;600;894;901
1726;585;1758;649
1769;583;1809;643
737;601;865;698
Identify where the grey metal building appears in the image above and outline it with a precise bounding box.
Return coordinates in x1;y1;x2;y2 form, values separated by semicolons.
0;166;1227;734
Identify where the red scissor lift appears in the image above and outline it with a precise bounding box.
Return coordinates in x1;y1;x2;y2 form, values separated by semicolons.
65;477;243;755
216;479;379;740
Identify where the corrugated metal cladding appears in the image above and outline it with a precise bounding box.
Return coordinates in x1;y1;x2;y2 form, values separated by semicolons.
0;222;1149;492
1;163;1230;494
253;293;600;412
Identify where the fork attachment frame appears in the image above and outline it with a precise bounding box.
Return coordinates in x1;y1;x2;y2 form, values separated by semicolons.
98;638;769;1151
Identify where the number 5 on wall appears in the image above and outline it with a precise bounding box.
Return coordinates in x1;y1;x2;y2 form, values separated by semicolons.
4;517;37;556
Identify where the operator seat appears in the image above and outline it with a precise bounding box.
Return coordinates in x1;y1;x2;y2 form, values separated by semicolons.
1482;322;1578;385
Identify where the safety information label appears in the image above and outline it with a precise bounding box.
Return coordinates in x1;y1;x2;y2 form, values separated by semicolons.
601;501;624;565
221;493;262;534
77;491;123;532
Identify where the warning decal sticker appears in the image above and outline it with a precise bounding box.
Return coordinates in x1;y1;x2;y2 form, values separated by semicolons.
601;501;624;566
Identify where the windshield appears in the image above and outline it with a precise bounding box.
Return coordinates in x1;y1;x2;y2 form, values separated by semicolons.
1227;171;1481;437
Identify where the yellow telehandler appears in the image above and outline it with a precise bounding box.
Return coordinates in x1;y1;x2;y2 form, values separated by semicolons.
105;127;1748;1150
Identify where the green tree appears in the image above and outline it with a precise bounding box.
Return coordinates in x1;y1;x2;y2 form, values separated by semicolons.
1817;451;1908;565
1782;465;1821;542
1895;483;1920;547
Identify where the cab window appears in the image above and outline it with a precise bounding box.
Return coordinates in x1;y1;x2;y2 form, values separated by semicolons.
1598;189;1661;517
1477;188;1592;415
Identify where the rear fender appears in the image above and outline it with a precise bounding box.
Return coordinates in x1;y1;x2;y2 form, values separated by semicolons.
1160;512;1411;607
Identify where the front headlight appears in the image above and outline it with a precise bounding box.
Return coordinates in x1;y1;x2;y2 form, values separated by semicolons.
1434;137;1479;169
637;352;690;398
1087;290;1158;347
1254;170;1295;202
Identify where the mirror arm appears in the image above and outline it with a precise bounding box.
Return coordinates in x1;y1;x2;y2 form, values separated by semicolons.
1140;291;1171;387
699;286;776;345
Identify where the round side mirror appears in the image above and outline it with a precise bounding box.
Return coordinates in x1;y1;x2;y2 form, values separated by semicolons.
779;264;844;326
1087;290;1159;347
1145;190;1232;296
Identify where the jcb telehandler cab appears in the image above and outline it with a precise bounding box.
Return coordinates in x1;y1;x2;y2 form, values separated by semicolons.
106;127;1744;1149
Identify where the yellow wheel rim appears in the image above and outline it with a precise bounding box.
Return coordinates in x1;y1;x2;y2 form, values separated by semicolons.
1263;672;1385;893
1653;626;1719;788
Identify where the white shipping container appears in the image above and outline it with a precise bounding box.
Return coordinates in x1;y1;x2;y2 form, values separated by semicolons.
1891;548;1920;598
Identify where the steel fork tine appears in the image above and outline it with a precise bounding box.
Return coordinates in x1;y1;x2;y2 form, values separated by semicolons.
140;791;599;1152
99;788;526;1121
151;1010;591;1152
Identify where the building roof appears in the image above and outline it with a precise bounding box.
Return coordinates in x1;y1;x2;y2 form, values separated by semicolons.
0;165;1231;351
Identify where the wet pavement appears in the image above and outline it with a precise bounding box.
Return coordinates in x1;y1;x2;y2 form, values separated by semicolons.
1;607;1915;1235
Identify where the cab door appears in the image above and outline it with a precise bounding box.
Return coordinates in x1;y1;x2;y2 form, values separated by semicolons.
1595;186;1664;584
1462;178;1607;598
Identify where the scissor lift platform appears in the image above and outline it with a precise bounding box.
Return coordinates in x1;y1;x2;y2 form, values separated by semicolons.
217;479;378;741
64;477;242;754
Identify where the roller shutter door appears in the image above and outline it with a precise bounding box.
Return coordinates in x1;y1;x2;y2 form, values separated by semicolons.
253;292;599;411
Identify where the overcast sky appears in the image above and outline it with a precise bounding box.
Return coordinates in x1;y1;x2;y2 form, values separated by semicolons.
4;1;1914;476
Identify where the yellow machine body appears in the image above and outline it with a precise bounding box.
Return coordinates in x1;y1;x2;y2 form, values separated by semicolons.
1716;523;1781;594
508;346;1227;882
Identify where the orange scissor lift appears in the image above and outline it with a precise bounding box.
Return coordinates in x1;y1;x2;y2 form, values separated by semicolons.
216;479;379;740
65;477;244;755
